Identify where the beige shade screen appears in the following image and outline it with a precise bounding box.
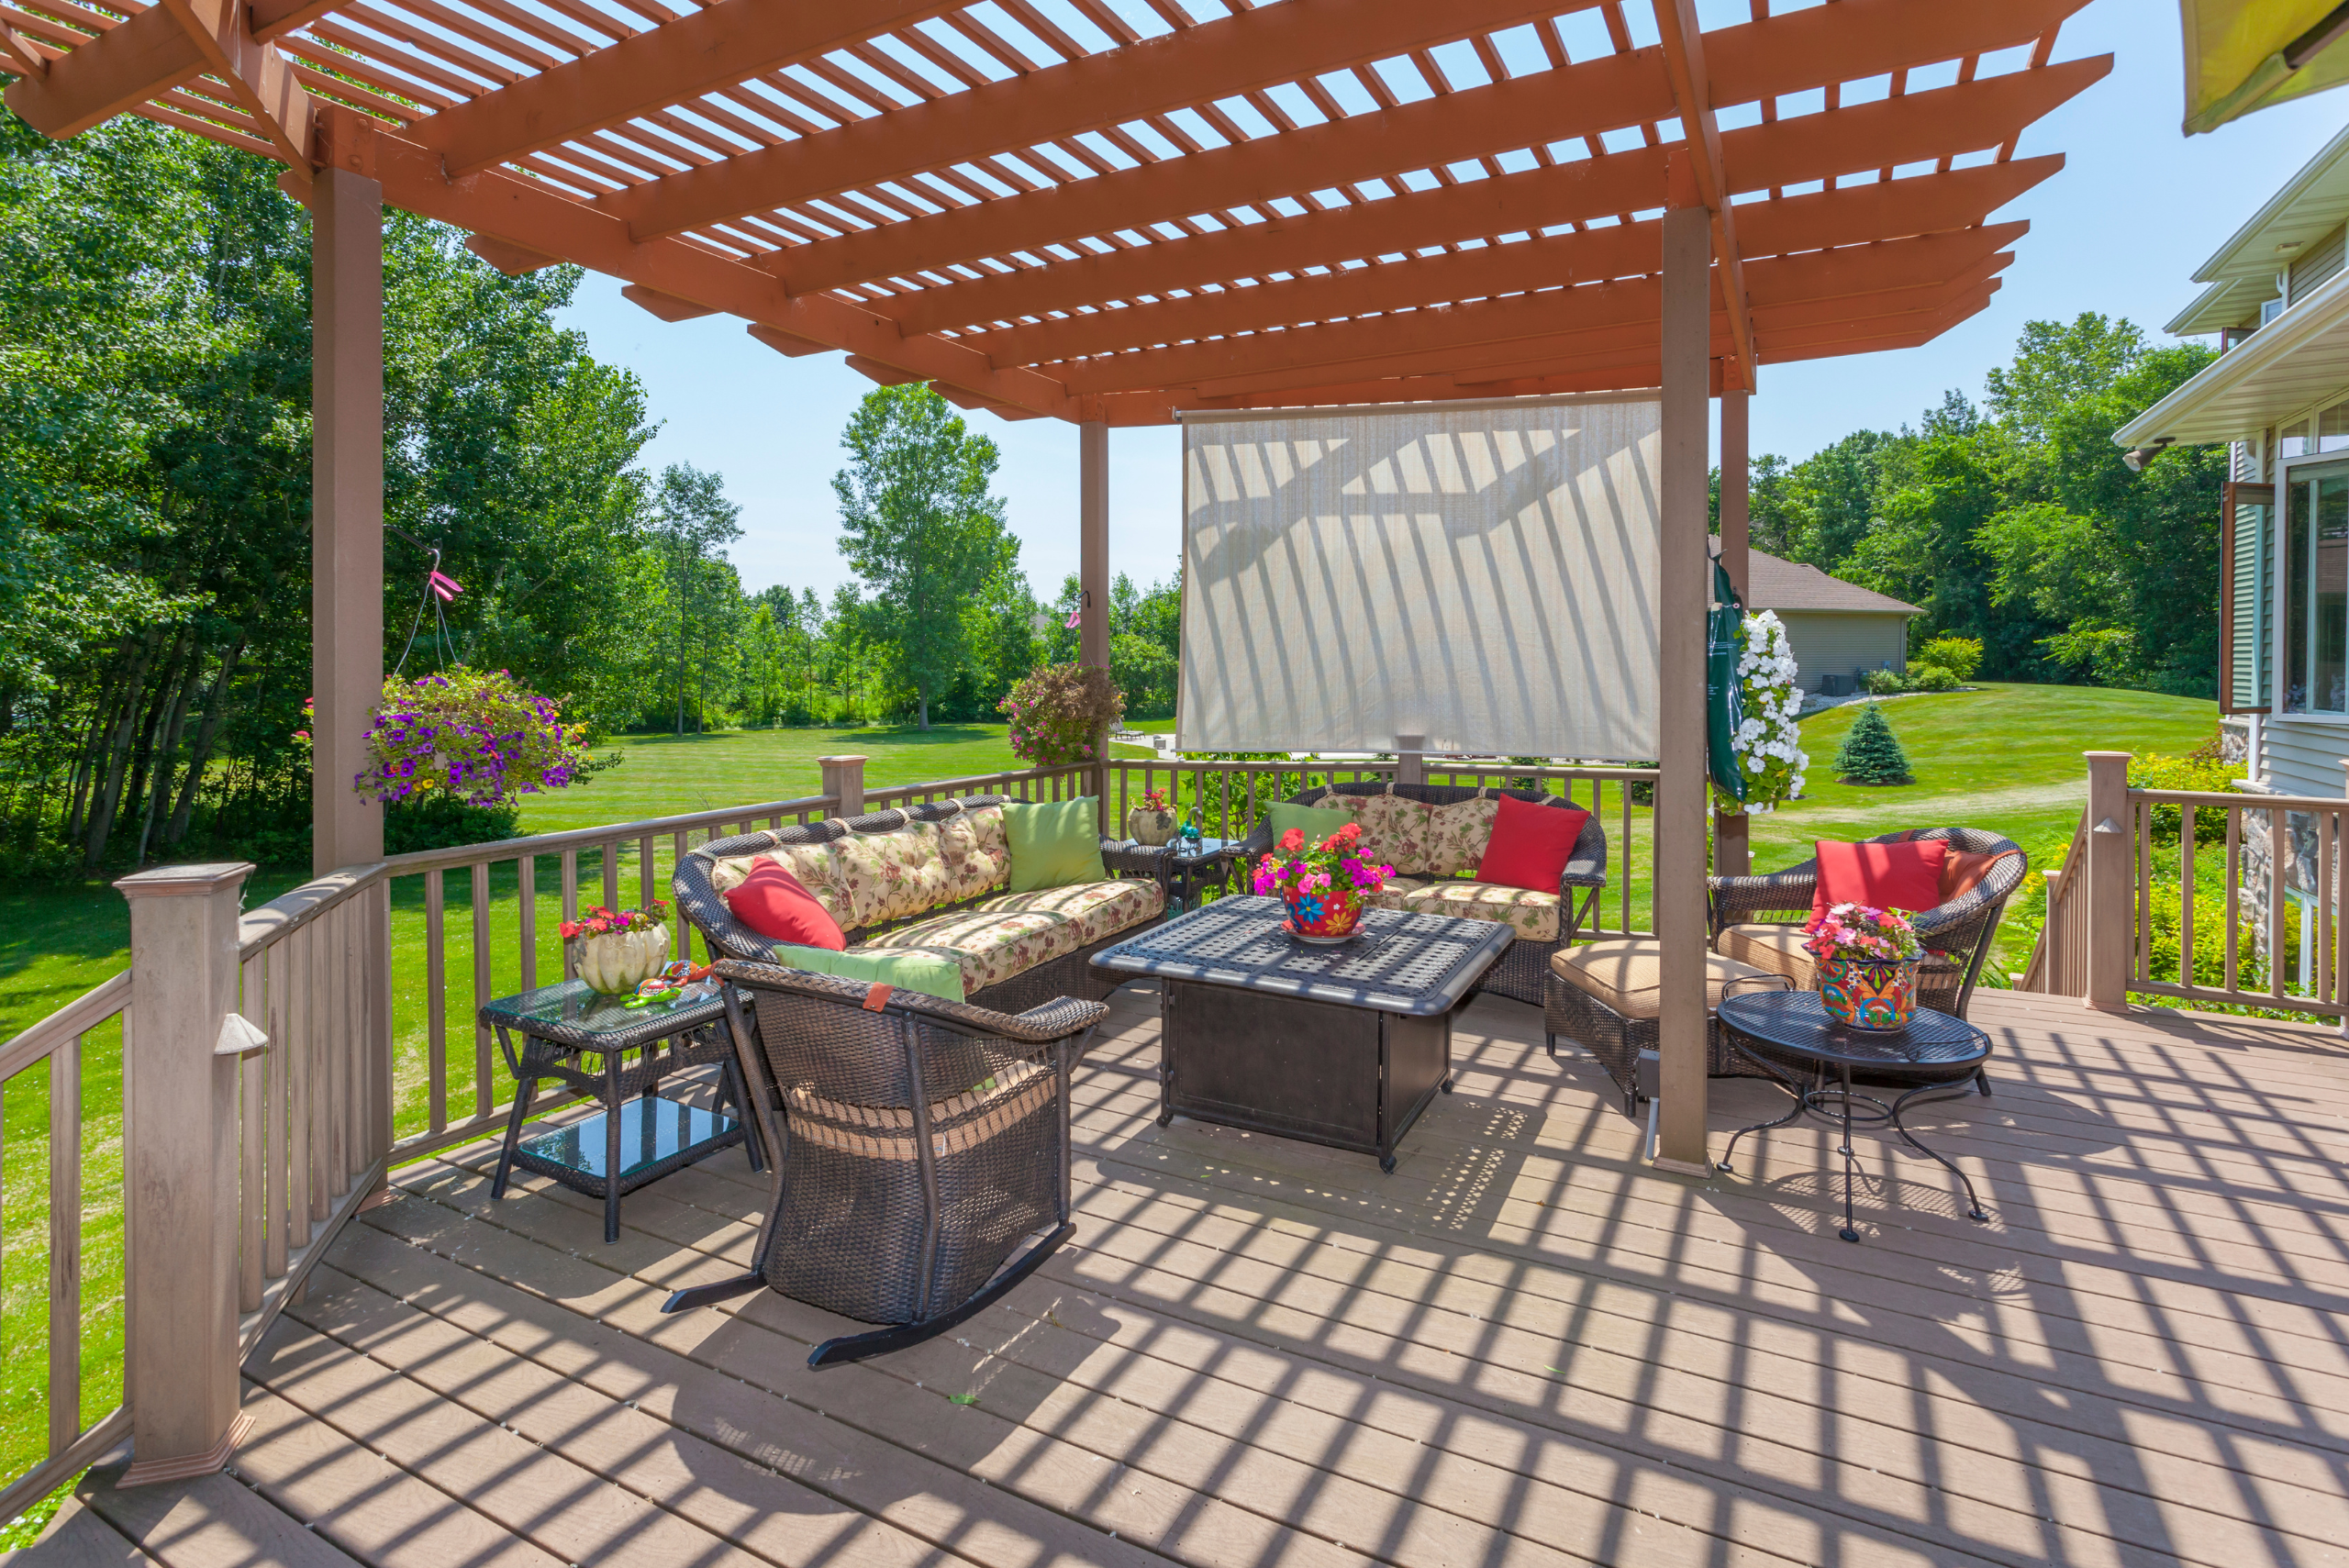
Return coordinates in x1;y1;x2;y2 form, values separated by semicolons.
1175;395;1663;759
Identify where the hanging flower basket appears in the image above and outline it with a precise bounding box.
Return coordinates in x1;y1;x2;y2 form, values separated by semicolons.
1000;663;1125;767
354;666;592;806
1717;609;1808;814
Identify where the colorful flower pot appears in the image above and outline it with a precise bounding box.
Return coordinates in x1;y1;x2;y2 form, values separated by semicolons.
1127;806;1178;846
573;924;672;996
1283;885;1364;942
1817;954;1918;1031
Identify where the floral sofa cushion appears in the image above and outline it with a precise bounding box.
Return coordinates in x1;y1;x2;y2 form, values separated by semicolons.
1403;878;1561;943
1423;795;1501;878
706;843;854;925
936;804;1012;905
1308;790;1431;875
974;878;1164;943
830;820;952;929
1361;873;1428;914
858;877;1162;995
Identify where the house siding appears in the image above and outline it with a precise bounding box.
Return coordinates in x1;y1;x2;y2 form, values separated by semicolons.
2257;715;2349;797
1775;612;1910;693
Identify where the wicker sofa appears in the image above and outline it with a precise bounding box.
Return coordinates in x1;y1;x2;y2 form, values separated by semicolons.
672;795;1165;1015
1236;781;1607;1005
1707;827;2029;1019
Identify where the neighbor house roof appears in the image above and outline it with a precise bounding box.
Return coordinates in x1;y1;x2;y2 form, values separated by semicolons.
1716;538;1920;616
0;0;2107;425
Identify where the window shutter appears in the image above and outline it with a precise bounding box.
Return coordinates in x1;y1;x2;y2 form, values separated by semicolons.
2222;481;2274;714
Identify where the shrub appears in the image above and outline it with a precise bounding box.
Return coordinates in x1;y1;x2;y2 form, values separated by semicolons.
386;795;522;853
1000;662;1125;766
1907;665;1961;693
1862;668;1908;696
2130;744;2245;846
1912;635;1983;683
1834;701;1912;784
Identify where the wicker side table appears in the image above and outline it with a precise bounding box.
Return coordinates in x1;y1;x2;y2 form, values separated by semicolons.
482;979;764;1243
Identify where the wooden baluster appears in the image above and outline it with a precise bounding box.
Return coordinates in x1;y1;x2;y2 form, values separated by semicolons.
2135;801;2152;987
425;869;447;1134
472;862;493;1120
670;831;689;961
2270;805;2288;1000
264;941;288;1278
239;954;264;1313
289;922;314;1243
1621;780;1635;935
48;1032;80;1455
334;898;353;1195
561;848;580;982
639;834;656;920
2179;800;2196;989
2322;810;2336;1006
518;853;539;993
2225;806;2242;992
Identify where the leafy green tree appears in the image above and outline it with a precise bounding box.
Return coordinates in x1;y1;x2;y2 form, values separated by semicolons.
833;384;1008;728
1834;703;1912;784
650;463;742;735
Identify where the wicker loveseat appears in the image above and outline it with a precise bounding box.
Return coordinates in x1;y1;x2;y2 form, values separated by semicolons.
1707;827;2029;1019
673;795;1165;1015
1236;781;1607;1005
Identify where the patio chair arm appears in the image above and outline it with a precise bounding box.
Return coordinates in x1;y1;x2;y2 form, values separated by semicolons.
1709;867;1819;935
713;960;1109;1044
1560;812;1609;890
1099;840;1166;880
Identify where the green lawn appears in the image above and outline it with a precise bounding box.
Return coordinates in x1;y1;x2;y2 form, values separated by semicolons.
0;685;2219;1487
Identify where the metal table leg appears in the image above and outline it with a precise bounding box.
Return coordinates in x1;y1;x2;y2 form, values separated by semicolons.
603;1046;624;1244
1890;1079;1991;1222
1837;1063;1859;1243
491;1025;537;1200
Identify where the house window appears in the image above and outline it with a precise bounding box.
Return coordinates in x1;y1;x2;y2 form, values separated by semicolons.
2284;417;2315;458
2285;466;2349;712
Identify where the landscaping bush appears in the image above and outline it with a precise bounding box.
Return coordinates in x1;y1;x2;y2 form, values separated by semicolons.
1907;665;1961;693
385;795;523;854
1911;635;1983;684
1000;662;1125;766
1862;668;1908;696
2130;741;2244;846
1834;702;1912;784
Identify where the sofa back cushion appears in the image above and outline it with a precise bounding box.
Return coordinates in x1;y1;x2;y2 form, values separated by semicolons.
831;819;953;928
707;841;855;927
937;803;1012;904
1424;795;1502;878
1305;791;1431;874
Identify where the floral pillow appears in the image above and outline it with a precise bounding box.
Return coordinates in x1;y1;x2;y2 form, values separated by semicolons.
1424;795;1501;878
937;805;1012;904
829;821;951;928
709;843;853;924
1353;794;1432;875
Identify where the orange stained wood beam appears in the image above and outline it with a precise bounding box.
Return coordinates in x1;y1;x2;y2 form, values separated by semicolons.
601;0;1594;242
309;107;1074;420
1653;0;1753;391
464;234;562;273
410;0;961;178
622;284;718;321
959;174;2036;370
153;0;314;173
1052;227;2018;395
747;323;832;358
774;40;2106;300
905;146;2059;343
5;0;340;140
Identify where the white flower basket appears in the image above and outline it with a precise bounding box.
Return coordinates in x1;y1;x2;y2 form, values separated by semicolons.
574;923;671;995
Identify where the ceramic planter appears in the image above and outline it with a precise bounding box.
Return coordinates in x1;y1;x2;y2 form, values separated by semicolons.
1283;884;1364;942
1817;953;1918;1031
1127;806;1178;846
574;923;672;996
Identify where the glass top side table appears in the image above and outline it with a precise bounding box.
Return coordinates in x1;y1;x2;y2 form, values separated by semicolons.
480;977;763;1243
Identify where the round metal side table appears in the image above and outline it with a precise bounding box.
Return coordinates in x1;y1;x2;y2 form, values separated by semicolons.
1714;990;1992;1242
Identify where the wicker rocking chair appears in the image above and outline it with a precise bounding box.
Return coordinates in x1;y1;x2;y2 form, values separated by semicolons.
660;959;1104;1368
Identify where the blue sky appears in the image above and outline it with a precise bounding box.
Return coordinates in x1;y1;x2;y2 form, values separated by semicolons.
551;0;2349;600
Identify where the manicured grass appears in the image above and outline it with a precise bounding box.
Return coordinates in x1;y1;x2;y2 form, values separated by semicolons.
0;687;2217;1483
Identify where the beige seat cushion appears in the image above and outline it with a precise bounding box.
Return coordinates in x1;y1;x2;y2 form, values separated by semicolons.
1403;878;1562;942
862;878;1163;995
1715;923;1816;990
1549;939;1781;1020
1363;873;1430;913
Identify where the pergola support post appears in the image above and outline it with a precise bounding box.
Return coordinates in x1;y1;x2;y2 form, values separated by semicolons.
1653;184;1714;1178
1714;379;1751;879
1079;419;1110;828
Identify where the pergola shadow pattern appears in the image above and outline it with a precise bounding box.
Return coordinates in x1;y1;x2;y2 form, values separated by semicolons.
50;984;2349;1567
5;0;2107;423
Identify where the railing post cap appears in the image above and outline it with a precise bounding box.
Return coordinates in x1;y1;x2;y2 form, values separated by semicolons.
115;862;255;898
817;754;868;764
2084;751;2132;761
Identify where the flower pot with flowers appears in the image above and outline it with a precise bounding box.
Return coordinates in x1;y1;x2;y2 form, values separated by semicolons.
1807;904;1924;1031
1252;821;1395;943
353;667;594;809
563;903;674;995
1127;787;1178;846
999;662;1125;767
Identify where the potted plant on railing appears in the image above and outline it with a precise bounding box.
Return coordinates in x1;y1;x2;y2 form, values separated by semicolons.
562;902;674;995
1252;821;1395;943
1808;903;1924;1031
353;667;594;807
1127;787;1177;846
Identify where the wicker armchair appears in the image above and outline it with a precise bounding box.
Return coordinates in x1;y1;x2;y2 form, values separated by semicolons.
672;795;1163;1016
663;959;1105;1366
1236;781;1608;1006
1708;828;2029;1019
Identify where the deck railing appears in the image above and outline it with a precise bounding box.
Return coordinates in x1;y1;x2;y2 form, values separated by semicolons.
0;742;1664;1507
2021;750;2349;1020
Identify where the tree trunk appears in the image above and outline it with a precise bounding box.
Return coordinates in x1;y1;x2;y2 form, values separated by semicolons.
120;630;192;865
83;630;162;869
167;635;246;846
138;651;205;864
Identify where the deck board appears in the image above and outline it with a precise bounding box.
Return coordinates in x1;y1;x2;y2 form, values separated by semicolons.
81;982;2349;1568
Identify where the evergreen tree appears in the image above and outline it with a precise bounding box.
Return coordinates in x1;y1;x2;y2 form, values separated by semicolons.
1833;702;1912;784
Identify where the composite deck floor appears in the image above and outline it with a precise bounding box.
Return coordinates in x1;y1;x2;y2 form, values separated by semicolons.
28;984;2349;1568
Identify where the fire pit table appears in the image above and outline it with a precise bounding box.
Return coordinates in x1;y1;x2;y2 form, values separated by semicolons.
1089;895;1512;1172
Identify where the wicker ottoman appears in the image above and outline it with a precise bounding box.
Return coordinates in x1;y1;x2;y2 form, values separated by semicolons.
1544;939;1789;1118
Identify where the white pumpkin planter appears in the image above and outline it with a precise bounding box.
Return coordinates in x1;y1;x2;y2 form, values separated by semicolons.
574;923;672;995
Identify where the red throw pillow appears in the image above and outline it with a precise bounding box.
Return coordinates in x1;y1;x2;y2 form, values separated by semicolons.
1475;795;1592;893
1941;847;2021;900
1807;838;1948;932
723;862;847;951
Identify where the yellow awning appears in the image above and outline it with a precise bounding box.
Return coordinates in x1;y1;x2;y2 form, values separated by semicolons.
2183;0;2349;133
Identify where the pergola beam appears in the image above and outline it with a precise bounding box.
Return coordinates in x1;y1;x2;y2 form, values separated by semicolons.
604;0;1589;242
4;0;334;142
1653;0;1755;391
154;0;314;173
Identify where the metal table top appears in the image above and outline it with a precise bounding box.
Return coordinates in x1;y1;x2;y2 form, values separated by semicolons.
1716;989;1990;1072
1088;895;1512;1017
479;977;726;1051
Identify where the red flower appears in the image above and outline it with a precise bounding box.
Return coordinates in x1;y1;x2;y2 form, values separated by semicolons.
1336;821;1362;840
1278;828;1305;851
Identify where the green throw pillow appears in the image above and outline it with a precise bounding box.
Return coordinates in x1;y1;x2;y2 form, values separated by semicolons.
1003;796;1108;892
1265;801;1353;849
769;943;966;1002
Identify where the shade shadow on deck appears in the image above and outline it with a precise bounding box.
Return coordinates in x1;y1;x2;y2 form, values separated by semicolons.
37;984;2349;1568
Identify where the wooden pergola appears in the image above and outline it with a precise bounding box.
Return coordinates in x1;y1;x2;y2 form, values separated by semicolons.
3;0;2105;1176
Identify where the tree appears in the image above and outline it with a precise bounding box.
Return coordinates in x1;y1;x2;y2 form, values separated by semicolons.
832;384;1008;728
650;463;741;735
1834;702;1912;784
